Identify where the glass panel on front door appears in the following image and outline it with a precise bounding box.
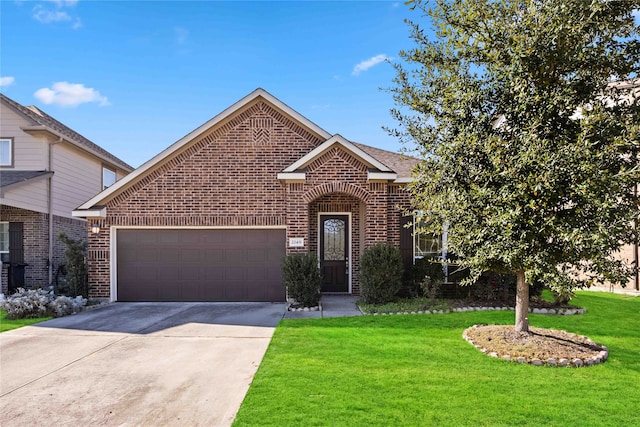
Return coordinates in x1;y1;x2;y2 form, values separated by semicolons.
320;215;349;293
323;219;345;261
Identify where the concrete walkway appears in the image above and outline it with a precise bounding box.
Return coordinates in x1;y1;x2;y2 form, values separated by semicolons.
0;302;285;427
283;295;362;319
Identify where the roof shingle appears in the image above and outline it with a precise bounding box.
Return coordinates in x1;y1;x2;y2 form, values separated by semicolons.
0;94;133;172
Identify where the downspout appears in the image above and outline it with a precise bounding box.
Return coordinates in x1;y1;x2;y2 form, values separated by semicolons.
48;137;62;284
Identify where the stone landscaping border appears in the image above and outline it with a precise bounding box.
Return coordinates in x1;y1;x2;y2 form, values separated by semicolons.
287;303;321;312
362;306;586;316
462;324;609;367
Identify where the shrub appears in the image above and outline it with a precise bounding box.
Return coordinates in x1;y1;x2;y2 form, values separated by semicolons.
0;288;51;319
282;253;322;307
406;257;446;299
359;243;404;304
418;259;446;302
470;272;516;302
49;295;87;317
58;232;89;298
0;288;87;319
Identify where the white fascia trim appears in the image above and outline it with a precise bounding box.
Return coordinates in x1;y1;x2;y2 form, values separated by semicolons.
72;207;106;218
277;172;306;181
367;171;398;181
283;135;393;173
77;88;332;210
393;177;414;184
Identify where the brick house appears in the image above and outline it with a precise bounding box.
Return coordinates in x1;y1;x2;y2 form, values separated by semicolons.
73;88;422;302
1;94;133;294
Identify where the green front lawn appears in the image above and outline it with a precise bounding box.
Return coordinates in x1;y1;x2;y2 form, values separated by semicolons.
234;292;640;426
0;309;51;333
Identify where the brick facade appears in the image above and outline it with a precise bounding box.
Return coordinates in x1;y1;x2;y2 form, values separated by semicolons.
1;205;86;293
83;95;414;300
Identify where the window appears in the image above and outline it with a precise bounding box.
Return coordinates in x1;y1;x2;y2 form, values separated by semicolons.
0;222;8;263
415;229;442;259
0;138;13;166
102;166;116;190
413;213;446;261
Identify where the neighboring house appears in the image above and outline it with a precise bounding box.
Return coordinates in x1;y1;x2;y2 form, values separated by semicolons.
0;94;133;294
620;183;639;291
73;88;424;302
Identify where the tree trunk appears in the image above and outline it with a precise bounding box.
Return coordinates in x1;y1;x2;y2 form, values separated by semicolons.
515;269;529;332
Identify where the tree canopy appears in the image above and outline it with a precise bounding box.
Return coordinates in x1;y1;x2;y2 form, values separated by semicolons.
390;0;640;331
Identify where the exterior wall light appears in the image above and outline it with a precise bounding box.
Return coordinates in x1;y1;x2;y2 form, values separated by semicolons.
91;223;100;235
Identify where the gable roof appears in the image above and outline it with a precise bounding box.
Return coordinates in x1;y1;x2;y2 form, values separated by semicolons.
277;134;419;183
282;134;393;173
73;88;418;215
0;93;133;172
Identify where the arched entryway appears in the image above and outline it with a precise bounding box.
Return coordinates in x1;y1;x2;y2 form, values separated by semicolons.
309;192;365;294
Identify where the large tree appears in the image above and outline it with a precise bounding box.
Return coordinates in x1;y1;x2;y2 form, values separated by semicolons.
390;0;640;332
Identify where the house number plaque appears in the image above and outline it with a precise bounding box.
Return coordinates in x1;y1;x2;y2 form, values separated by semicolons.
289;238;304;248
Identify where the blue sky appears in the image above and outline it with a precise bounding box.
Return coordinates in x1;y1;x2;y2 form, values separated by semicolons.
1;0;420;167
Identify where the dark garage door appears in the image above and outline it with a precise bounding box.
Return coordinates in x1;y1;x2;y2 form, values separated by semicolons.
116;228;286;302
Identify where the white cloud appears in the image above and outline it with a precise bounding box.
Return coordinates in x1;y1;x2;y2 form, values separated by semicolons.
0;76;16;87
43;0;79;6
352;54;391;76
33;6;71;23
174;27;189;45
34;82;110;107
32;1;81;29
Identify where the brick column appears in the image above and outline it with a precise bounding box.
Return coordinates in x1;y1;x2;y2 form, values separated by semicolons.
87;218;111;300
285;183;309;254
365;182;388;246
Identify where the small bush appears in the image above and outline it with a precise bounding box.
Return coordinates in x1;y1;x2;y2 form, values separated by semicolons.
359;243;404;304
406;257;446;299
470;272;516;302
282;253;322;307
49;295;87;317
58;232;89;298
0;288;87;319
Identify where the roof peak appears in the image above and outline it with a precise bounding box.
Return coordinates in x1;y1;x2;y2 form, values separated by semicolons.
0;93;133;171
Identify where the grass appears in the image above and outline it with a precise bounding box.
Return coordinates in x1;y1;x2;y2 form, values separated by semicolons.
234;292;640;426
0;309;51;333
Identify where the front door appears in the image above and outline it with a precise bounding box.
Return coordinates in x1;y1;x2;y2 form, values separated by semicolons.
320;215;349;292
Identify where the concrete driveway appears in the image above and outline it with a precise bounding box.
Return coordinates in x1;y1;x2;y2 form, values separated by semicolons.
0;302;286;426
